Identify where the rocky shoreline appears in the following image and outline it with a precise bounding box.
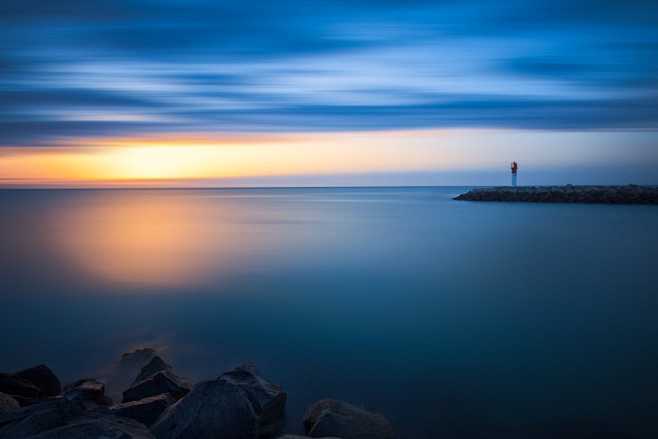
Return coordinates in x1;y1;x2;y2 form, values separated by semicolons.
454;185;658;204
0;349;394;439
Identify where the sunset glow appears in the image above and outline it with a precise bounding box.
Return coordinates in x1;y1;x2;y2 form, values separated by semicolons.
3;129;657;187
0;130;448;186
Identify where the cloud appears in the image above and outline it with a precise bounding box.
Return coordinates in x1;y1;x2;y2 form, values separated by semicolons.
1;0;658;146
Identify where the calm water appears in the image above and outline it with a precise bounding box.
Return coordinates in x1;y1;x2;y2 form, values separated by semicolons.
1;187;658;438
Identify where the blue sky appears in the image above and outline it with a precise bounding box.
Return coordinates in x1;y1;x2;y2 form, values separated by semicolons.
1;0;657;185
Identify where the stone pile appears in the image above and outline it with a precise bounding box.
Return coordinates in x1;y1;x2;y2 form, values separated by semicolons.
0;353;395;439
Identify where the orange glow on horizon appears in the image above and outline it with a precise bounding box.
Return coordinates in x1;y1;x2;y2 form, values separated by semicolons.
0;130;453;187
3;128;630;187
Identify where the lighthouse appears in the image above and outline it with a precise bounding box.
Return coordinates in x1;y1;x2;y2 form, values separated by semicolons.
511;161;518;187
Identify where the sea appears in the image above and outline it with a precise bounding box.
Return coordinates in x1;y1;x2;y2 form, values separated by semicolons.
1;187;657;438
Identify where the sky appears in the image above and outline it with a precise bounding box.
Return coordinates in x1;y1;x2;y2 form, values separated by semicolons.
1;0;658;187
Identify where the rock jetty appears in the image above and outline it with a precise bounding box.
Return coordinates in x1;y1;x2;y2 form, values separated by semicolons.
454;185;658;204
0;351;396;439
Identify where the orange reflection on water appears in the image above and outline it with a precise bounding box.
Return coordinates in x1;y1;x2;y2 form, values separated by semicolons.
46;191;253;288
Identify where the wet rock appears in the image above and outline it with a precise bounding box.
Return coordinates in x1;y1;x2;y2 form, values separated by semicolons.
151;363;286;439
64;379;112;407
121;355;189;404
303;399;395;439
28;414;155;439
2;395;39;408
0;393;19;412
0;395;154;438
106;348;159;401
123;371;190;403
134;356;172;384
0;397;86;438
14;365;61;397
0;374;41;401
110;393;173;427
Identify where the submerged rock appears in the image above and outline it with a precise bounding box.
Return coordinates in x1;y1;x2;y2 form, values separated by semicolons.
123;371;190;403
151;364;286;439
303;399;395;439
106;348;159;401
110;393;173;427
14;365;61;398
120;349;159;373
0;393;19;412
134;356;172;385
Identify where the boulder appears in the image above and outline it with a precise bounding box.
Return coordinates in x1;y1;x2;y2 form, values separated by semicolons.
30;413;155;438
0;396;154;439
110;393;173;427
106;348;159;401
3;395;39;408
151;364;286;439
134;356;172;384
123;371;190;403
64;379;112;407
0;397;86;438
0;374;41;401
303;399;395;439
0;393;19;412
14;365;61;397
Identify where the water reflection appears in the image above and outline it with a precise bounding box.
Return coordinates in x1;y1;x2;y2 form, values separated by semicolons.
44;191;264;288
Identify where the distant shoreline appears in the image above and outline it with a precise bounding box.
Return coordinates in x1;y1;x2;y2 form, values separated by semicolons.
454;185;658;204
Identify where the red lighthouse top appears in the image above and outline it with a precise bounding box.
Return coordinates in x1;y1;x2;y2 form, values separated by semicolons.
511;161;518;174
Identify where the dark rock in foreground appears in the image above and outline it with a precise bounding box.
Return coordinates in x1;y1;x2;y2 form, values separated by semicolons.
123;355;190;404
134;356;173;385
1;359;396;439
29;414;154;438
454;185;658;204
0;397;85;438
64;378;112;407
106;348;160;402
151;363;286;439
110;393;173;427
0;374;41;402
123;370;190;403
14;365;62;398
0;396;153;439
0;364;62;407
303;399;395;439
0;393;19;412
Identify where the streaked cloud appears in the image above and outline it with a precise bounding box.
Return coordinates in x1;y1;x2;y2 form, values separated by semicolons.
1;0;657;147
